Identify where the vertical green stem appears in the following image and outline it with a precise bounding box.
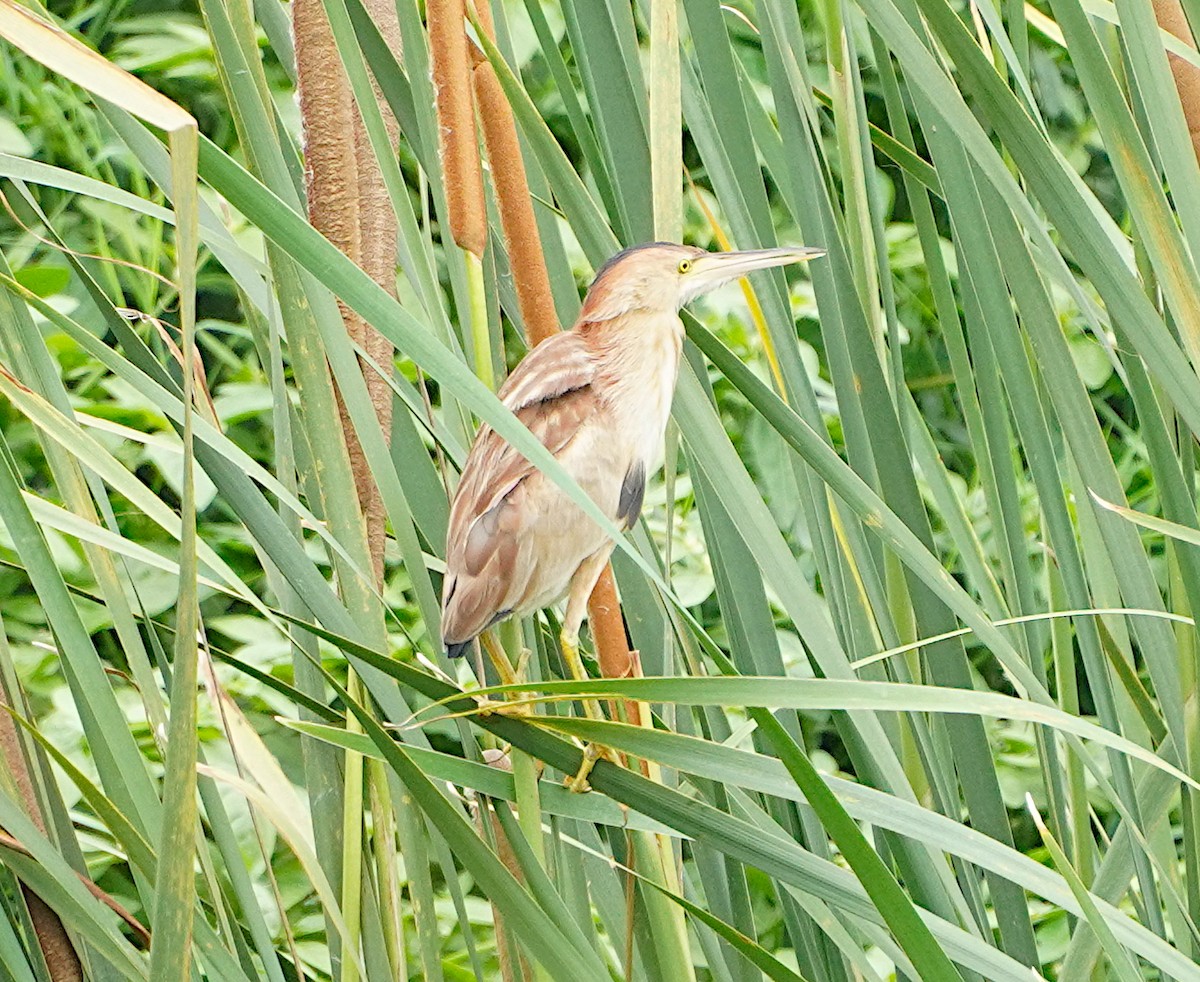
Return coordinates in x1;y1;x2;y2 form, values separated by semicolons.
501;617;545;873
465;249;493;390
369;757;407;979
631;831;697;982
340;673;365;982
149;122;200;982
512;751;545;869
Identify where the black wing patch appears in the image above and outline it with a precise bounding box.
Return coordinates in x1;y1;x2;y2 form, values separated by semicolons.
617;461;646;529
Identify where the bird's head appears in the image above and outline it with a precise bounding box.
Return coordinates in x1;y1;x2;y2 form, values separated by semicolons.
578;241;825;324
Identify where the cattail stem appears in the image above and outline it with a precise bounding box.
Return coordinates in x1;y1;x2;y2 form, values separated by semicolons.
295;0;401;974
587;567;641;725
465;250;494;389
352;0;401;582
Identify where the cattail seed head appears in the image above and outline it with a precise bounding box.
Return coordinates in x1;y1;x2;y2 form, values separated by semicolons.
428;0;486;256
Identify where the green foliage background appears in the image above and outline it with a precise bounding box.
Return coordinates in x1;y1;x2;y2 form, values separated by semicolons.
0;0;1198;979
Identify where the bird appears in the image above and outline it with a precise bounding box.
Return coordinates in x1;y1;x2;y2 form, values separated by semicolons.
441;241;823;687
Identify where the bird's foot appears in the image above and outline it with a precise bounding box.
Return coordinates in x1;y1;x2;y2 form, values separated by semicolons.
566;742;612;793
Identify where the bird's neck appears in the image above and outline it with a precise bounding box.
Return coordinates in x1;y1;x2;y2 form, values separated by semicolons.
578;309;684;386
579;309;683;467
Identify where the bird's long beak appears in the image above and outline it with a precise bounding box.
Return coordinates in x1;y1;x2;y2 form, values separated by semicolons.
684;246;825;303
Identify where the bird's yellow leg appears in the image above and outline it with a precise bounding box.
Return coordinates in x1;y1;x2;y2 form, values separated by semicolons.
559;551;619;790
476;631;531;717
558;629;604;720
481;631;518;687
559;628;612;791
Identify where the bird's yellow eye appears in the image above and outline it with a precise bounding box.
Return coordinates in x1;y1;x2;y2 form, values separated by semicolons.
677;259;692;274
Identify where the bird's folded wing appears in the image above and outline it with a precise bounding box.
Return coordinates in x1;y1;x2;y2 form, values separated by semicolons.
496;330;597;413
444;333;601;635
454;386;600;555
454;332;598;519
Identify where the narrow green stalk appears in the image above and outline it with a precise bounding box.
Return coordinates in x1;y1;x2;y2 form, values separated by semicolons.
369;757;407;979
632;830;698;982
501;619;547;870
511;749;553;982
340;673;366;982
512;751;545;868
148;121;200;982
495;636;549;982
465;249;493;390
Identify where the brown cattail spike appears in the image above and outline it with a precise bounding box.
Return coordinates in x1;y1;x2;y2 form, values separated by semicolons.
294;0;361;272
472;48;558;344
352;0;402;581
428;0;486;257
1155;0;1200;161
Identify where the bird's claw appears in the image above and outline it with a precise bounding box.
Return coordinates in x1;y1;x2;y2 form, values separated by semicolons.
566;742;612;793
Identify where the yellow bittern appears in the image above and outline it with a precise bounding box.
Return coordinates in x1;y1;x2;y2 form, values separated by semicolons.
441;242;822;777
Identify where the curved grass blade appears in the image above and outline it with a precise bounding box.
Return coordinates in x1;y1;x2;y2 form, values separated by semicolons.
459;675;1194;789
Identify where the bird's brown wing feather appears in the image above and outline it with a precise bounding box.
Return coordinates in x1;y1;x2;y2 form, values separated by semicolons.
442;333;598;647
